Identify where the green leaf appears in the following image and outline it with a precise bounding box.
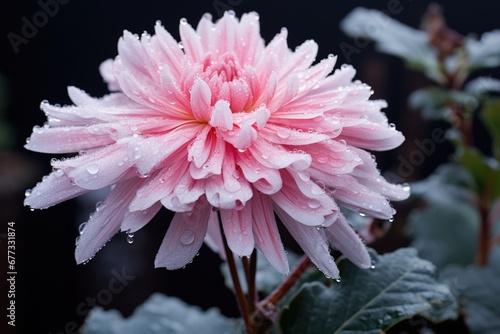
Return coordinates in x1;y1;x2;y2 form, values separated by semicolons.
465;77;500;97
340;8;443;83
466;30;500;71
458;147;500;199
408;164;479;269
480;98;500;160
280;248;457;334
409;86;480;120
81;293;239;334
440;265;500;334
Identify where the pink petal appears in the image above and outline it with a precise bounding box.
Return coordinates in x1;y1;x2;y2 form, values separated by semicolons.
220;204;254;257
251;192;289;274
205;174;253;209
272;170;337;226
25;125;114;154
236;151;282;194
121;202;162;233
350;147;410;201
209;100;234;130
324;213;371;268
129;124;201;175
179;19;204;62
129;160;188;212
190;79;212;122
152;23;185;79
76;177;145;264
203;209;226;260
99;59;120;92
338;121;405;151
155;198;211;269
53;143;134;190
24;171;89;209
275;205;340;279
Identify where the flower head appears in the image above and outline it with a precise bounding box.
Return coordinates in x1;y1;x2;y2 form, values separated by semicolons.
25;12;409;278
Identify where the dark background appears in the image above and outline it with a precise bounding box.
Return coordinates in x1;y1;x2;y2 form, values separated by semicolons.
1;1;499;333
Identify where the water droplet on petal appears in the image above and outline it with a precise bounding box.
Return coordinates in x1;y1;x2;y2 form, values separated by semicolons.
95;201;104;212
180;230;195;246
25;189;32;197
180;17;188;25
75;236;80;246
308;198;321;209
155;20;162;26
335;277;341;283
86;163;99;175
79;223;86;235
389;123;396;129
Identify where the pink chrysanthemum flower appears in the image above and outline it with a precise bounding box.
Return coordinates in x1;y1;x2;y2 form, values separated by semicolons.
25;12;409;278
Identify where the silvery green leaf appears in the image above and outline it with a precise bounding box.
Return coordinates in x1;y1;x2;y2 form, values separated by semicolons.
466;30;500;71
81;293;239;334
280;248;457;334
340;7;443;83
440;265;500;334
465;77;500;97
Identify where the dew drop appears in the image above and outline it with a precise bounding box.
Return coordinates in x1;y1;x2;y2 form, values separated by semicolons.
255;168;261;174
86;163;99;175
126;231;135;244
370;264;376;270
180;17;188;25
79;223;86;235
178;41;184;49
180;230;195;246
335;277;341;283
388;217;394;223
25;189;32;197
95;201;104;212
308;198;321;209
312;181;326;195
237;148;247;153
359;212;366;217
202;13;212;21
75;236;80;246
155;19;162;26
389;123;396;129
25;137;31;144
402;183;410;192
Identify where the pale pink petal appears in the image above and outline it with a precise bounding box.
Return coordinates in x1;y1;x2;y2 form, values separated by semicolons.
220;204;254;257
350;147;410;201
155;198;211;269
52;143;134;190
204;209;226;260
24;172;89;209
272;170;337;226
209;100;234;130
25;125;114;154
338;121;405;151
275;205;340;279
129;160;189;212
179;19;204;62
76;178;145;264
99;59;120;91
324;213;371;268
190;79;212;122
121;202;162;233
251;192;289;274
